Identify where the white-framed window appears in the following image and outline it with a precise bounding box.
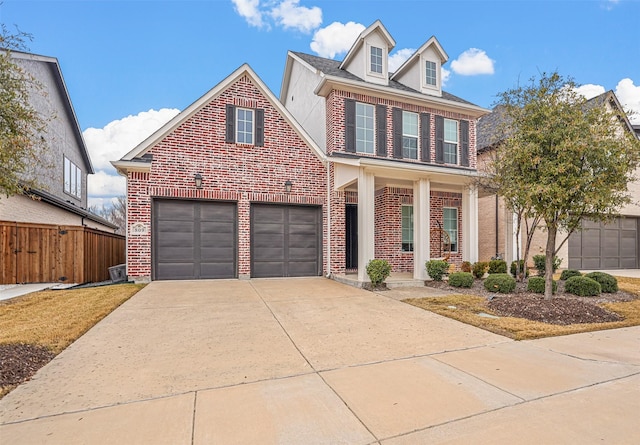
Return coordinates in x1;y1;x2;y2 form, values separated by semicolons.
443;207;458;253
425;60;437;86
236;108;254;145
444;119;458;164
64;156;82;199
402;111;418;159
356;102;375;154
370;46;383;74
402;205;414;252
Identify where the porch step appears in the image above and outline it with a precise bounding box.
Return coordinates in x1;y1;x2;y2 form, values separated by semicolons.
386;279;426;289
331;273;425;289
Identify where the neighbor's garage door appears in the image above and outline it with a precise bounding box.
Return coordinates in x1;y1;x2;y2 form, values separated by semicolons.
251;204;321;278
153;199;237;280
568;217;638;270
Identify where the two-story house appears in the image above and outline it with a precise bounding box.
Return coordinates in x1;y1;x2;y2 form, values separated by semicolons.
0;51;122;285
114;21;487;284
281;20;488;282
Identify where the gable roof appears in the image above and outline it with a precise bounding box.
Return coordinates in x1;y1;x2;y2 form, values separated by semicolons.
339;20;395;70
10;51;94;174
390;36;448;81
113;64;325;173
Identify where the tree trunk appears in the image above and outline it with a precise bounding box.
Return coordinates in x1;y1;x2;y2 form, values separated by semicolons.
544;226;557;300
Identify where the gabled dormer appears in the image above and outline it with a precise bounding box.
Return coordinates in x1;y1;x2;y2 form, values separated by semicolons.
391;36;448;97
339;20;395;87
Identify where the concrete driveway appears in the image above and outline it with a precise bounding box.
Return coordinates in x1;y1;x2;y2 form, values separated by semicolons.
1;278;639;444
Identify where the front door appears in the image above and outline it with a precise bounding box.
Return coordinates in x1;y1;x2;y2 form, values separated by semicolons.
345;204;358;270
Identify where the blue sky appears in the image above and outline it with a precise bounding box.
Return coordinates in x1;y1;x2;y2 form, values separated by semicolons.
2;0;639;207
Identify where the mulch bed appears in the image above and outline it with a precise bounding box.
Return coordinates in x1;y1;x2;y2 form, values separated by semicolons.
425;277;636;325
0;344;56;389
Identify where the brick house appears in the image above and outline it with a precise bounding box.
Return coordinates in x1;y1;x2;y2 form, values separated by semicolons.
281;21;488;282
114;21;488;283
477;90;640;270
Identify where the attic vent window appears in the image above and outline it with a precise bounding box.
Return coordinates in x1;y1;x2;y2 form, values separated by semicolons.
371;46;383;74
425;60;437;86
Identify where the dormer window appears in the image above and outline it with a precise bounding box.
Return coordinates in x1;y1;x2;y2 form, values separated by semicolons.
425;60;437;86
370;46;383;74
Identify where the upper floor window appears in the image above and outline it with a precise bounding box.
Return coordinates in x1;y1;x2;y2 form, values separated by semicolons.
64;157;81;199
444;119;458;164
443;207;458;253
402;205;414;252
370;46;383;74
226;104;264;146
356;102;375;154
402;111;418;159
425;60;437;86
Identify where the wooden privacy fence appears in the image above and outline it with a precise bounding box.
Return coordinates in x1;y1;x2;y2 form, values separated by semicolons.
0;221;125;285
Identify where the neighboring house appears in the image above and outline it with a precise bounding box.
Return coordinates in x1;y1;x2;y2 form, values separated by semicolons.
113;21;488;283
477;90;640;270
0;51;123;285
282;20;487;282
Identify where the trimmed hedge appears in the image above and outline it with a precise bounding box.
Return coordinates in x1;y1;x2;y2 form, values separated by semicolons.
565;276;601;297
510;260;529;278
426;260;449;281
472;262;488;279
560;269;582;281
448;272;474;288
483;273;516;293
584;272;618;293
533;254;562;276
488;259;507;274
366;259;391;286
527;276;557;294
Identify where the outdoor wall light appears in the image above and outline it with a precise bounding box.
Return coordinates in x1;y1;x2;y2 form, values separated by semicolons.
194;173;203;189
284;180;293;193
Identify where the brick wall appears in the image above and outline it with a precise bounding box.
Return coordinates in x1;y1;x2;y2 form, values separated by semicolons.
126;74;327;280
430;191;463;266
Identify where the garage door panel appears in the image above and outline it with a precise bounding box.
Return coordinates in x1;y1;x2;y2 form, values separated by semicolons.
200;262;236;279
621;218;637;230
288;261;319;276
156;263;196;280
156;201;195;219
252;262;285;278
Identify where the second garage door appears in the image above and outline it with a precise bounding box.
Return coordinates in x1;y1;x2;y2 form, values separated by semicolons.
568;217;638;269
251;204;322;278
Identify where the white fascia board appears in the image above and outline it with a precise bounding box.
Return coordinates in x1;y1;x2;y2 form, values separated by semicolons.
339;20;396;70
110;160;151;176
315;76;490;118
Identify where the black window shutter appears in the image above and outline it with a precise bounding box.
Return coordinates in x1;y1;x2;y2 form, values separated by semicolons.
255;108;264;147
392;107;403;159
435;115;444;163
225;104;235;143
345;98;356;153
420;113;431;162
460;120;469;166
376;105;387;157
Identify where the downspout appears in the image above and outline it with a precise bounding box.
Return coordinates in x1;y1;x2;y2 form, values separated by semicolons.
495;194;499;257
325;159;331;278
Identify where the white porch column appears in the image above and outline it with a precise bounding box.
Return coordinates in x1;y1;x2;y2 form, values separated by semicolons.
462;186;479;263
357;169;375;282
503;209;517;264
413;178;430;279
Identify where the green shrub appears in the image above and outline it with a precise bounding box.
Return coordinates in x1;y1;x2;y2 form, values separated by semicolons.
533;255;562;276
560;269;582;281
510;260;529;278
472;262;488;279
426;260;449;281
448;272;474;288
461;261;472;273
565;276;601;297
527;276;557;294
483;273;516;293
584;272;618;293
488;259;507;274
366;259;391;286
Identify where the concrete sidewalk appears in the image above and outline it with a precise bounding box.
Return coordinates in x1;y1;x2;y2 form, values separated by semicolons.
1;278;638;444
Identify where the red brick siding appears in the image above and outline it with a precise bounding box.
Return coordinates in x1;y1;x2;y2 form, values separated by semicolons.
374;187;414;272
126;74;327;280
430;191;463;266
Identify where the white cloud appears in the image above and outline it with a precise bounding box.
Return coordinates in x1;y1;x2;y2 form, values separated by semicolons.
575;83;606;99
450;48;495;76
388;48;414;73
84;108;179;205
270;0;322;33
615;78;640;124
442;67;451;86
310;21;365;58
231;0;264;28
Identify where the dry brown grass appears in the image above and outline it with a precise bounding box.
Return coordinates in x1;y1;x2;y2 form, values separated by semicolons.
405;276;640;340
0;283;145;353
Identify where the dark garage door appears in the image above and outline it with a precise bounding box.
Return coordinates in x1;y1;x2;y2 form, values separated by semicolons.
251;204;322;278
568;217;638;270
153;200;237;280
